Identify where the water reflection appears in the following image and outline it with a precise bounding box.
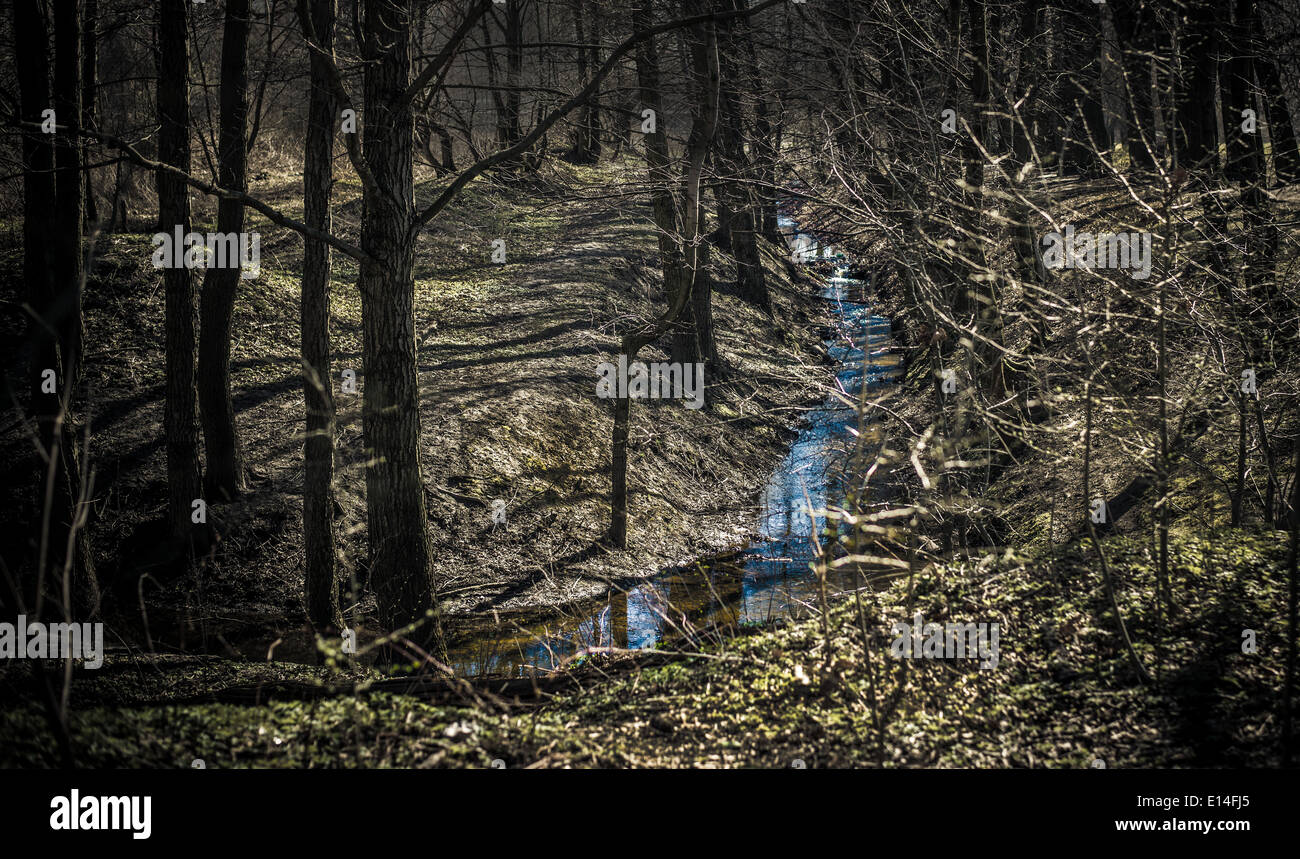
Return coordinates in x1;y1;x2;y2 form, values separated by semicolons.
447;275;901;677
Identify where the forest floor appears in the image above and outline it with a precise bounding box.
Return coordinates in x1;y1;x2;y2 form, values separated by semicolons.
0;523;1287;767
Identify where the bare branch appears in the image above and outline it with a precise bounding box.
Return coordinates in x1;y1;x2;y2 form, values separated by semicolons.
51;122;376;266
399;0;494;108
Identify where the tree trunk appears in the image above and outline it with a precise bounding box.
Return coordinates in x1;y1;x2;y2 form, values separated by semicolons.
81;0;98;226
429;118;456;172
1226;0;1279;336
609;392;630;547
13;0;55;618
1097;1;1128;165
1284;422;1300;764
1012;0;1049;354
714;0;768;311
480;15;507;148
15;0;90;620
742;12;780;245
1180;1;1220;170
158;0;204;545
50;0;98;618
198;0;250;501
564;0;602;164
673;4;719;369
303;0;341;632
504;0;523;147
360;0;445;661
1258;56;1300;185
962;0;1007;399
584;0;603;159
54;0;84;388
609;0;719;547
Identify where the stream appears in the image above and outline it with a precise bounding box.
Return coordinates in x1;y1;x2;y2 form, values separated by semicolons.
446;250;902;676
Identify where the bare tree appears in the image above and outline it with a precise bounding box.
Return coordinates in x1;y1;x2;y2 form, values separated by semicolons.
198;0;252;501
302;0;342;633
157;0;205;549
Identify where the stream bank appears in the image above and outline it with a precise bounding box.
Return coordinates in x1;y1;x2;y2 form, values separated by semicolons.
142;199;904;676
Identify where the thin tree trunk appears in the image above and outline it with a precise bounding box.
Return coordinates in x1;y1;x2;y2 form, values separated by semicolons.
1097;1;1128;163
584;0;603;158
15;0;60;616
52;0;98;617
1013;0;1049;354
564;0;601;164
1283;427;1299;764
1233;388;1247;525
715;0;768;311
1253;397;1278;523
198;0;250;501
245;0;281;154
429;118;456;172
610;0;718;547
303;0;341;632
54;0;84;388
158;0;204;545
81;0;98;225
480;16;507;148
1156;218;1174;614
1258;56;1300;185
963;0;1007;399
673;4;719;368
504;0;523;147
1180;2;1220;170
609;392;631;547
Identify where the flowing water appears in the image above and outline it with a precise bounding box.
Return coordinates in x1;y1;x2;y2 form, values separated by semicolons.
445;270;901;676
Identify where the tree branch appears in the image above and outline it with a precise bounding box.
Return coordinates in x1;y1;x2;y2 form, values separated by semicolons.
399;0;494;108
44;122;376;266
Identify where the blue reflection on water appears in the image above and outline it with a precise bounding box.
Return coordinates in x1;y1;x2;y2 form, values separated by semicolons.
453;275;901;676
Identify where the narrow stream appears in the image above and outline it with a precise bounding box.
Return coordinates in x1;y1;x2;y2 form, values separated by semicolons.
446;262;901;676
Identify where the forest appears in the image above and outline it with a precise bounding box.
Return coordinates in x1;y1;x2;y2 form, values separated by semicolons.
0;0;1297;779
